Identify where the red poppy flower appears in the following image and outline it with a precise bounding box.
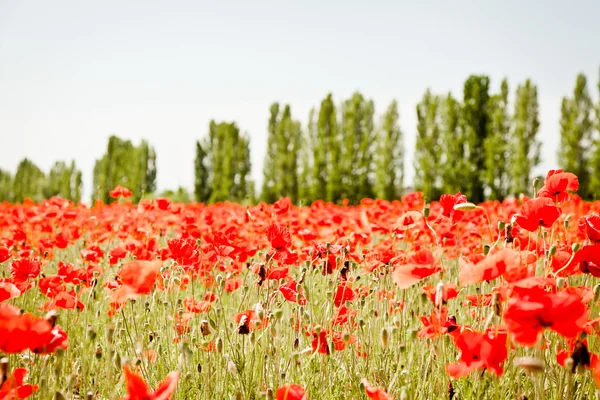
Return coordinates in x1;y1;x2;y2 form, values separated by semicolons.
183;298;212;314
392;249;441;289
459;248;520;285
418;307;459;339
576;243;600;277
275;384;307;400
118;260;161;295
0;246;11;263
0;367;38;399
233;310;268;332
537;170;579;202
579;213;600;243
0;281;21;302
279;279;307;305
333;282;356;307
121;365;179;400
361;378;394;400
10;258;41;281
503;286;589;346
514;197;562;232
109;185;133;199
422;283;460;305
155;197;172;210
439;192;467;223
273;197;292;215
446;328;508;378
267;224;292;251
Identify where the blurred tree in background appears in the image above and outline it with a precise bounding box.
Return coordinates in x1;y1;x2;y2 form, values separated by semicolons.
558;74;594;199
510;79;540;197
92;135;157;203
194;121;253;204
2;68;600;204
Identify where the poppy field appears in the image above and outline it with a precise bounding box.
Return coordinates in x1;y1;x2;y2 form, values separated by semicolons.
2;170;600;399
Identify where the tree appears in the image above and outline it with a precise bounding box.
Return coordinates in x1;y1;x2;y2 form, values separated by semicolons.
194;121;252;203
194;140;211;202
375;100;404;200
13;158;45;203
509;79;541;197
297;108;314;205
44;160;83;202
261;104;301;203
558;73;594;199
590;69;600;198
439;93;466;194
483;78;511;200
461;75;491;203
340;92;376;203
92;136;157;203
414;89;441;201
0;169;13;202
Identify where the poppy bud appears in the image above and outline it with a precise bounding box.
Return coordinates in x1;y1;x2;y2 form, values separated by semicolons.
381;328;389;349
483;244;490;256
533;177;541;191
423;207;430;219
343;332;351;343
273;308;283;321
549;245;557;256
453;202;478;211
572;243;580;252
95;346;103;359
197;363;202;373
200;320;211;336
498;220;506;232
216;338;223;353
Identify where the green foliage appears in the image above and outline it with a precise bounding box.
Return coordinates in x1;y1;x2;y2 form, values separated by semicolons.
590;69;600;198
297;108;314;205
195;121;253;204
316;94;340;203
44;160;83;202
439;93;467;194
92;136;158;203
461;75;491;203
484;79;510;200
375;99;404;200
340;92;376;203
510;79;541;197
12;158;46;203
0;169;14;202
261;104;302;203
414;89;441;201
158;187;191;203
558;74;594;199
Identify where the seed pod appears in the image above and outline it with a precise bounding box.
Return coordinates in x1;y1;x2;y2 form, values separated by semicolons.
200;320;211;336
381;328;389;349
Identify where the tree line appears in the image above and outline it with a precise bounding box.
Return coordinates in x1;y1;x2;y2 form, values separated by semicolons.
1;70;599;205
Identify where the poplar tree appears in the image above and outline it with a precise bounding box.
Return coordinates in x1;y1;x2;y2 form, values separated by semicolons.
44;160;83;202
590;69;600;198
314;94;340;203
558;73;593;199
340;92;376;203
484;78;510;200
0;169;13;202
461;75;491;203
13;158;45;203
194;140;211;202
509;79;541;197
414;89;441;201
297;108;314;205
439;93;465;194
261;104;301;203
92;136;157;203
375;100;403;200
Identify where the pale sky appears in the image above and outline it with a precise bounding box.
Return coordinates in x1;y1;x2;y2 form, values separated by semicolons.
1;1;599;202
